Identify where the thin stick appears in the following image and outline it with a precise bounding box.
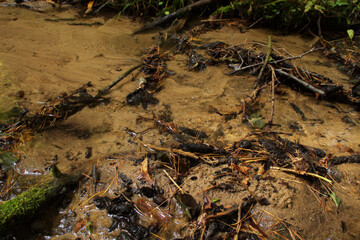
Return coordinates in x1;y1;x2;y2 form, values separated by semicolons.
255;36;272;87
138;140;199;159
94;0;110;14
234;205;242;240
248;17;264;29
163;170;185;194
274;69;325;95
227;47;323;75
201;18;231;22
96;63;142;97
271;166;332;184
268;66;276;127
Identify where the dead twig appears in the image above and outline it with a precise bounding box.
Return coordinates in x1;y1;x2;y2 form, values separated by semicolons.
163;170;185;194
255;36;272;87
97;63;142;97
271;166;332;184
137;140;199;159
268;66;276;127
274;69;325;96
227;47;323;75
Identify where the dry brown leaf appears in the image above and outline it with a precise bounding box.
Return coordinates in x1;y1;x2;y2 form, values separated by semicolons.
240;177;250;186
74;218;85;232
136;198;171;225
140;157;155;185
46;0;57;5
203;191;212;210
85;1;94;15
231;163;250;175
257;164;265;176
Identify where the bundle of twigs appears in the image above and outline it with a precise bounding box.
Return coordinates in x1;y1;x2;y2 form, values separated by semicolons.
190;39;359;105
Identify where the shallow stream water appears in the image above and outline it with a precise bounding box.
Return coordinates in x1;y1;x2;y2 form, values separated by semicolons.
0;5;359;240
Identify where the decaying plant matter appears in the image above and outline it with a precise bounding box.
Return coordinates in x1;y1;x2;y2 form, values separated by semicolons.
104;120;357;239
1;5;359;238
126;46;170;109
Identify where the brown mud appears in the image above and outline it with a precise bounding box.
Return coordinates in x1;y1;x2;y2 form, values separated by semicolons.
0;5;360;240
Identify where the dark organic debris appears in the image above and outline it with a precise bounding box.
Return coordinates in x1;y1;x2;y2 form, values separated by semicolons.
329;155;360;165
94;194;149;238
126;88;159;109
132;0;215;35
125;47;169;109
233;140;252;149
187;52;208;71
290;102;307;121
180;143;215;154
0;83;107;152
175;193;201;220
179;126;208;139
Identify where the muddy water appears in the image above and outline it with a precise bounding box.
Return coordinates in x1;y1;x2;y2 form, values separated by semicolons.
1;6;360;240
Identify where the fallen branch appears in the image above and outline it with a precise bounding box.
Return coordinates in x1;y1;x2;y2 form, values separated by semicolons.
132;0;215;35
274;69;325;96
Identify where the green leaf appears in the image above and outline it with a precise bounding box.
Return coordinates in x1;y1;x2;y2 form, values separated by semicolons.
249;113;266;129
304;1;313;13
87;222;92;233
330;192;341;207
314;4;325;14
158;1;163;5
165;11;170;15
335;0;349;6
347;29;354;41
211;198;220;203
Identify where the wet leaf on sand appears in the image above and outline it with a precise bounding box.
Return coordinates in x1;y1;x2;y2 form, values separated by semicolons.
249;113;266;129
330;192;341;207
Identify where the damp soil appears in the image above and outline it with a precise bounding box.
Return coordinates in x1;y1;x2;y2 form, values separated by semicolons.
0;5;360;240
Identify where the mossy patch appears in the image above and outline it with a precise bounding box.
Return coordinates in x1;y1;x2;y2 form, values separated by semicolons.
0;151;19;171
0;183;55;228
0;107;23;125
0;168;83;234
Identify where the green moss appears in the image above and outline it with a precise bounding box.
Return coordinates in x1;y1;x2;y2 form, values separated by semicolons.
0;151;19;171
0;183;55;230
0;169;83;234
212;1;242;16
0;107;22;124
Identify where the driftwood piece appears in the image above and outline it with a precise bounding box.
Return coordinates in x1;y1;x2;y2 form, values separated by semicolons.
132;0;215;35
